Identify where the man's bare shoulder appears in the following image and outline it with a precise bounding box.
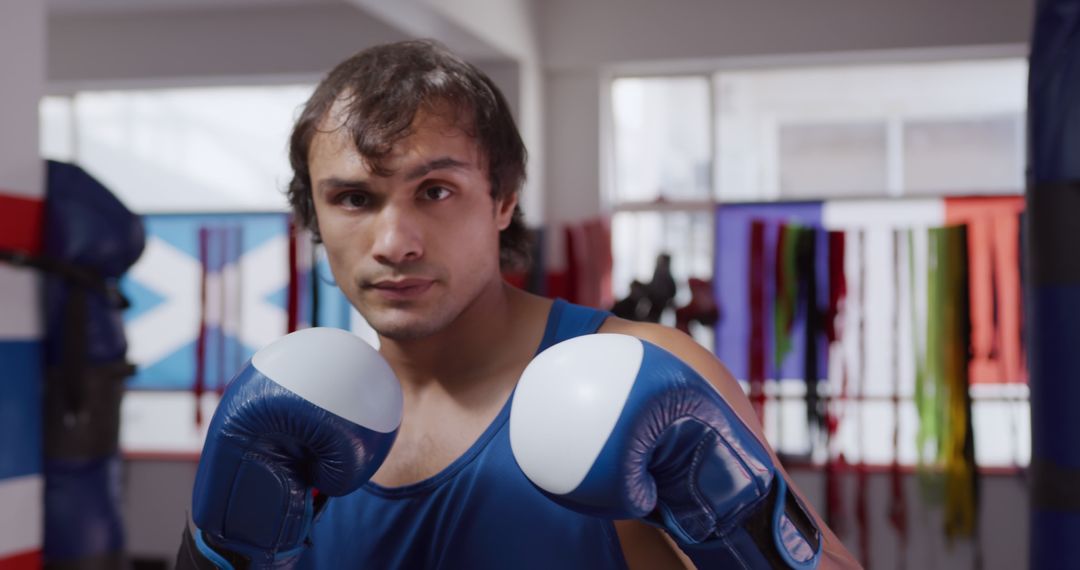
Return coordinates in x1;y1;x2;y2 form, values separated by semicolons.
597;317;729;388
598;317;700;356
597;316;761;432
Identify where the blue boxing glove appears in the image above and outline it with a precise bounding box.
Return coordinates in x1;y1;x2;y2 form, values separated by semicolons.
191;328;402;569
510;334;821;569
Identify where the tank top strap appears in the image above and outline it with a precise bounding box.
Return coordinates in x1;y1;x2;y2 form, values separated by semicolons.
536;298;611;354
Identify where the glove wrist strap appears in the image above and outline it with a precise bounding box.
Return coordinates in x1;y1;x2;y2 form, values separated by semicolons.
672;477;823;570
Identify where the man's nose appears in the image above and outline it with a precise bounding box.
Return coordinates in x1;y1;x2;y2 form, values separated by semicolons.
371;204;424;265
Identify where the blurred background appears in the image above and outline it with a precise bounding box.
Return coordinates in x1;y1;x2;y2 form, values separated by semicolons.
0;0;1063;568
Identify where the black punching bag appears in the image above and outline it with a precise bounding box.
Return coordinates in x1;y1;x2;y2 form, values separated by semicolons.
1027;0;1080;567
42;161;143;569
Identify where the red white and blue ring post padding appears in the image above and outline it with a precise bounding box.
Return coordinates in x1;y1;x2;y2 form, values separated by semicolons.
0;191;45;569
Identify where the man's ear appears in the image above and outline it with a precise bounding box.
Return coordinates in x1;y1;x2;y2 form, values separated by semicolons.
494;192;518;231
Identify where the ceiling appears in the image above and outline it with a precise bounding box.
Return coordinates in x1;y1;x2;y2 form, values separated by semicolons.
47;0;344;15
45;0;511;88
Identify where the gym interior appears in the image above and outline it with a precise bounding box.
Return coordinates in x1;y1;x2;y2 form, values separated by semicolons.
1;0;1074;568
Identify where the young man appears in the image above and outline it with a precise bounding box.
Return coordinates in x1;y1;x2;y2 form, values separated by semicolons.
181;40;858;569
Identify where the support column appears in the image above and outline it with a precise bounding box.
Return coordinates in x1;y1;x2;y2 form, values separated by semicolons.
0;0;46;568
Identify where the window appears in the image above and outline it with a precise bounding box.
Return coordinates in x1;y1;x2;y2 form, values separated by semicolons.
606;55;1029;468
40;84;314;213
610;76;712;203
777;121;889;198
903;115;1024;194
713;58;1027;200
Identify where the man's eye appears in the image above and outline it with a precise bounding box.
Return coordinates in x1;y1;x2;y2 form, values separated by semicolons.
337;192;369;209
423;186;452;201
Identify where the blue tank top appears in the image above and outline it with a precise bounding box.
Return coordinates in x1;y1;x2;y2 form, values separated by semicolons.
298;299;627;569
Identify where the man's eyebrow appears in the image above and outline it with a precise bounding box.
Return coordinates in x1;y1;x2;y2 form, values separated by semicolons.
404;157;471;181
316;177;371;196
315;158;470;194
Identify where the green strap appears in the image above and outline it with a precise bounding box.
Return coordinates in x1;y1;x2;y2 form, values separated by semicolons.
927;227;946;464
910;229;931;467
913;228;946;504
774;223;801;370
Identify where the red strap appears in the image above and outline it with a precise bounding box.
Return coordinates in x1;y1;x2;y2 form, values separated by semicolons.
195;227;209;427
215;227;227;391
0;549;42;570
0;193;44;254
943;196;1026;384
993;211;1025;383
749;220;767;422
824;230;847;535
287;220;300;334
587;218;614;309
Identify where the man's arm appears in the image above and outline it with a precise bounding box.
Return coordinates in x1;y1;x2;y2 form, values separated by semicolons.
600;316;860;569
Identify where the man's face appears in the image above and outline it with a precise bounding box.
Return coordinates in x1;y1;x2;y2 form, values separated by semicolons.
308;103;516;341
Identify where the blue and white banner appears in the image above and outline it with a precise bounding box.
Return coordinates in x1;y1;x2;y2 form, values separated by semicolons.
121;213;290;391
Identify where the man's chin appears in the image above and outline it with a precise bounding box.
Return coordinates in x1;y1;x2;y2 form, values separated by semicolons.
363;311;450;342
353;290;462;341
373;323;439;342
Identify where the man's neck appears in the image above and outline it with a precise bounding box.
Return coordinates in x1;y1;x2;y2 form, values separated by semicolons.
378;281;535;393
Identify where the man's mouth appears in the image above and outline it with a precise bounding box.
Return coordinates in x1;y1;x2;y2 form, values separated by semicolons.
366;277;435;300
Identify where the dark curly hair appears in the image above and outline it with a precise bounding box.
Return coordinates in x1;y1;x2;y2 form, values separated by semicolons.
287;40;530;270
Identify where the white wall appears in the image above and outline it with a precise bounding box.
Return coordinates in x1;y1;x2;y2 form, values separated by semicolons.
0;0;45;564
2;3;46;195
544;70;601;216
